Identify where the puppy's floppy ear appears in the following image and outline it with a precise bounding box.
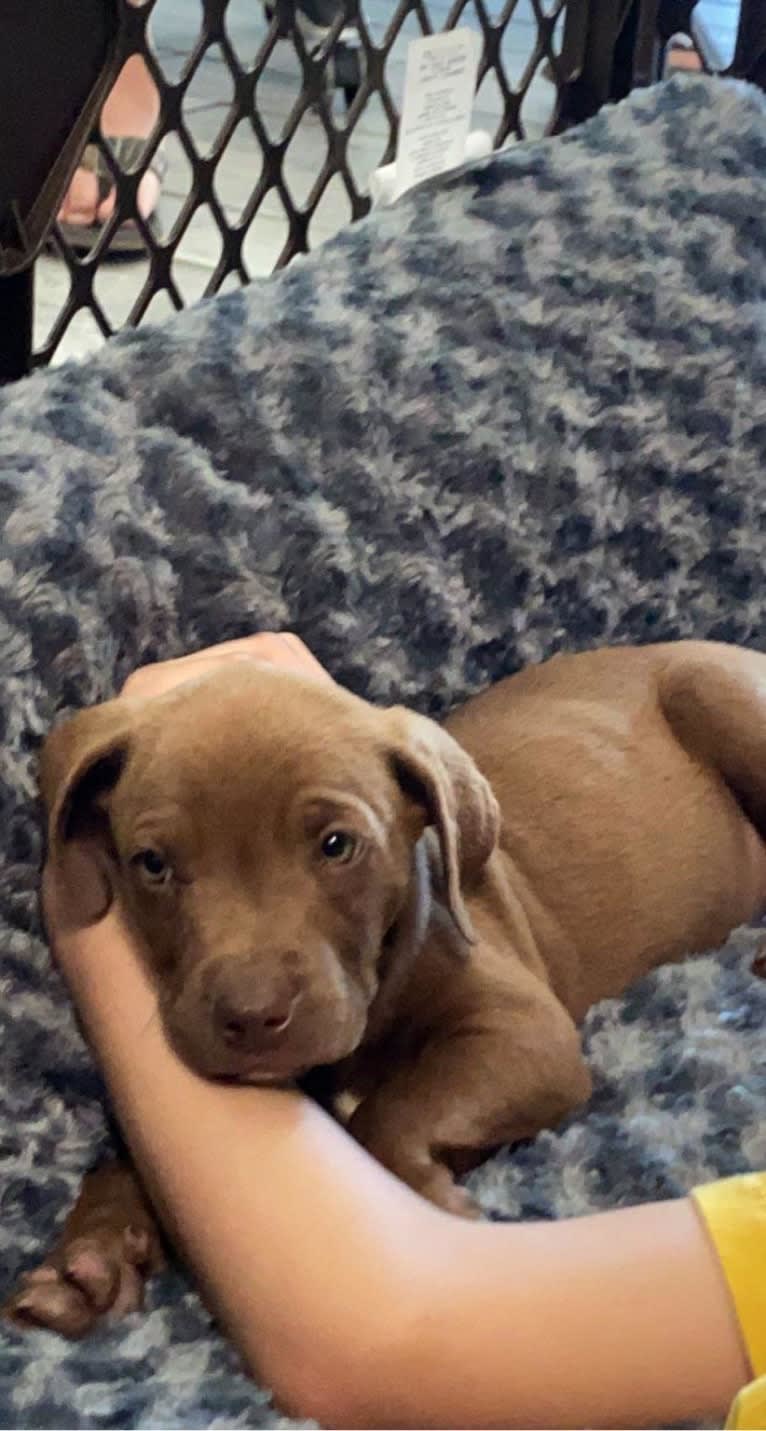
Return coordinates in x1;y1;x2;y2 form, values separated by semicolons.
384;708;500;944
40;701;134;928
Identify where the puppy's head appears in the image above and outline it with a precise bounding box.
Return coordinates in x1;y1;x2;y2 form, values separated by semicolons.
42;665;499;1082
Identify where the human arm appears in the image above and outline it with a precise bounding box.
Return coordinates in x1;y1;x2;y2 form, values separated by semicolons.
54;902;749;1429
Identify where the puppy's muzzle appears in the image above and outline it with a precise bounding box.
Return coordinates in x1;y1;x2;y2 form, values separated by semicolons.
164;941;370;1082
206;954;303;1058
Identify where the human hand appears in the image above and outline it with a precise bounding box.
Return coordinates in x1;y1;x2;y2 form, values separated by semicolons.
119;632;332;702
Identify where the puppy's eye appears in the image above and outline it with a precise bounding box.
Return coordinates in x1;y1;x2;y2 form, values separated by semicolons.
134;849;171;883
320;830;357;864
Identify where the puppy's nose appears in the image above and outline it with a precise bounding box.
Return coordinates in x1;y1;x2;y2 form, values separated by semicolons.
212;989;299;1053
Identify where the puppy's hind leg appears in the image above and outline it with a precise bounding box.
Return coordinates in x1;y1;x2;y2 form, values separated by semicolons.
660;643;766;836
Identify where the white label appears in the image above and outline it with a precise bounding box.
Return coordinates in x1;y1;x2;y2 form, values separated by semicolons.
394;29;480;200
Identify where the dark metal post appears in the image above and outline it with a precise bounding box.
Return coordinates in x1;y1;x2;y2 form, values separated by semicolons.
0;268;33;385
730;0;766;85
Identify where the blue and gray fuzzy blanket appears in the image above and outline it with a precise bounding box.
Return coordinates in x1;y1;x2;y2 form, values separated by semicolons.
1;73;766;1428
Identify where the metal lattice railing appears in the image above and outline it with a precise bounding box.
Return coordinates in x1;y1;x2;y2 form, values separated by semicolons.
16;0;766;368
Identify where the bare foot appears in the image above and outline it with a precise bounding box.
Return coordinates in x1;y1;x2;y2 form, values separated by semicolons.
58;55;161;232
664;35;703;75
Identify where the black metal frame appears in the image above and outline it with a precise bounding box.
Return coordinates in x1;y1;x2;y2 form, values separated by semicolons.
1;0;764;384
0;0;123;380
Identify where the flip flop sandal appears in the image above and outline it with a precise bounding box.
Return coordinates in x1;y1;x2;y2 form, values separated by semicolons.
55;137;167;255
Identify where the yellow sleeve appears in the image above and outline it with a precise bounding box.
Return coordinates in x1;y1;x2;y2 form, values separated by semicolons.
726;1375;766;1430
693;1172;766;1431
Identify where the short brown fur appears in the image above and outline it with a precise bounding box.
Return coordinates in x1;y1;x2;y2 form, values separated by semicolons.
9;640;766;1334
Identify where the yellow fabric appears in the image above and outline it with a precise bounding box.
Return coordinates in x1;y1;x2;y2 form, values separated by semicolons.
693;1173;766;1430
693;1173;766;1381
725;1374;766;1429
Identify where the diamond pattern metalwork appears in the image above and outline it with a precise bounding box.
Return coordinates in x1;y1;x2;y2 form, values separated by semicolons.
32;0;764;367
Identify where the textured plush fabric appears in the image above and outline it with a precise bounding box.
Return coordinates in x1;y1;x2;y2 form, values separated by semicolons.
1;72;766;1428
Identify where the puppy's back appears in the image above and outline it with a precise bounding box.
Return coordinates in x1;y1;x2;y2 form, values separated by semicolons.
445;643;766;1011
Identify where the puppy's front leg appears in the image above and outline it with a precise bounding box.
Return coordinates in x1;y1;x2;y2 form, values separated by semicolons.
349;990;591;1217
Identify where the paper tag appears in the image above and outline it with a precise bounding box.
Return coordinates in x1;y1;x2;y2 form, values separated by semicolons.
394;29;480;200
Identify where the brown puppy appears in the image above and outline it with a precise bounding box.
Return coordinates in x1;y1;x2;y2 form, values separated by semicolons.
9;639;766;1335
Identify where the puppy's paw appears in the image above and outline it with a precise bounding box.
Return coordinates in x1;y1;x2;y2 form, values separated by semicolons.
350;1107;482;1218
4;1224;157;1338
415;1165;483;1219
